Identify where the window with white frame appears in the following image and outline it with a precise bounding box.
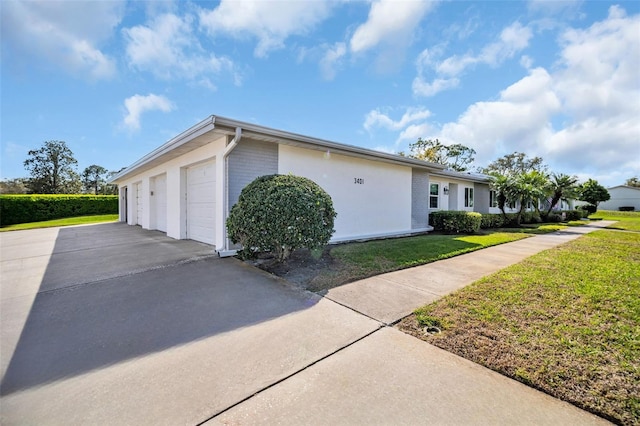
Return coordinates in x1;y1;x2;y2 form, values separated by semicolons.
464;187;474;208
489;190;498;208
429;183;439;208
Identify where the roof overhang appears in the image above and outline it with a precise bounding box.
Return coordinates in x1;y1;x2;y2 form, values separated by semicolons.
431;169;491;184
109;114;446;183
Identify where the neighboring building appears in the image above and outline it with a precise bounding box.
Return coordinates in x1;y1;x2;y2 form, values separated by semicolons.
599;185;640;211
110;115;493;255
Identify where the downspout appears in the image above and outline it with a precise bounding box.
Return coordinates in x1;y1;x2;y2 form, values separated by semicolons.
217;126;242;257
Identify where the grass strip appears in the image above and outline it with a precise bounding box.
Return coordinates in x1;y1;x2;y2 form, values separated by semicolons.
590;210;640;232
0;214;119;231
307;231;534;291
399;230;640;424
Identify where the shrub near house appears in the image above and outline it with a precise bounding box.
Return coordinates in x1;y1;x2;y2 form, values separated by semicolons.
430;211;482;233
226;174;337;262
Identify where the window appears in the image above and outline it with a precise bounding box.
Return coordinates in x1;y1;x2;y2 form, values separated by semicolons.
464;187;474;208
429;183;439;208
489;190;498;208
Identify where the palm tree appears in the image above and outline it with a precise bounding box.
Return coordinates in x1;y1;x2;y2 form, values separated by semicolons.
545;173;578;215
489;173;515;221
512;170;549;225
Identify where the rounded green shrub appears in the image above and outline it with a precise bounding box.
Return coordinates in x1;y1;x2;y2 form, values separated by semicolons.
226;174;337;262
578;204;597;215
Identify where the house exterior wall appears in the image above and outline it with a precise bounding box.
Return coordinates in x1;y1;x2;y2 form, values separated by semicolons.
473;183;490;214
116;138;226;244
278;144;413;241
411;170;430;230
429;177;485;213
227;138;279;211
599;186;640;211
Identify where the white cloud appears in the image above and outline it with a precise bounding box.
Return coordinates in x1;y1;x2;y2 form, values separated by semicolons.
416;6;640;184
350;0;437;53
520;55;534;69
1;0;124;79
412;77;460;97
320;42;347;80
363;107;432;151
527;0;581;15
123;13;238;86
364;107;431;132
123;94;174;131
413;21;533;96
397;123;432;143
437;67;561;164
199;0;333;57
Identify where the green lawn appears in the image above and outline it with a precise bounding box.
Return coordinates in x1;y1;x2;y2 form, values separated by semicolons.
591;210;640;232
305;224;575;292
0;214;119;231
399;230;640;424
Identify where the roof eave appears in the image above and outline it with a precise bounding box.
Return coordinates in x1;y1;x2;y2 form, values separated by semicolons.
211;115;446;172
109;114;447;183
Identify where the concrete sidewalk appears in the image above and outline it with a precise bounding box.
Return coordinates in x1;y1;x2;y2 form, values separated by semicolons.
325;220;616;324
211;221;615;425
211;327;609;426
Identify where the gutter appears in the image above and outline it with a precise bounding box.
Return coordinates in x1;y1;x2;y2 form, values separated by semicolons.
217;126;242;258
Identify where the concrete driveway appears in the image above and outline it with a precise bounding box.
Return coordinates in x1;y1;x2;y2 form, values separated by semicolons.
0;223;378;425
1;223;609;425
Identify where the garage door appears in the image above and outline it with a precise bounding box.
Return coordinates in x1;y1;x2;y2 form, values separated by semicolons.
187;161;216;245
152;174;167;232
135;182;143;226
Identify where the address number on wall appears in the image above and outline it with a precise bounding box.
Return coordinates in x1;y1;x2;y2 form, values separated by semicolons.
354;178;364;184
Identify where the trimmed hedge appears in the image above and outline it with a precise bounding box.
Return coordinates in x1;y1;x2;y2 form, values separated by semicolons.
430;211;482;233
480;213;504;229
563;210;583;221
619;206;635;212
478;210;583;229
0;195;118;226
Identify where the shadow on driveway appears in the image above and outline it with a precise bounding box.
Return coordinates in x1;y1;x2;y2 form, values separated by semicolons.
1;224;318;395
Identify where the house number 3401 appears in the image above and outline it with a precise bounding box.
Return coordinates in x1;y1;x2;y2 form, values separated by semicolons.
354;178;364;184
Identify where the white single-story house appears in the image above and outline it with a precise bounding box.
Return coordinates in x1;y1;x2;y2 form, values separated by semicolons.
598;185;640;211
110;115;494;255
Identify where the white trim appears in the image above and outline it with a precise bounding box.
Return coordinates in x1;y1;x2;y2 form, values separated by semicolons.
329;227;434;244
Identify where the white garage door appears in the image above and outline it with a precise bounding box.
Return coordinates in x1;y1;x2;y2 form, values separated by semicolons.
152;174;167;232
135;182;143;226
187;161;216;245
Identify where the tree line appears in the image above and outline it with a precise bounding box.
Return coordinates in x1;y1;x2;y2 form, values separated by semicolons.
1;140;122;195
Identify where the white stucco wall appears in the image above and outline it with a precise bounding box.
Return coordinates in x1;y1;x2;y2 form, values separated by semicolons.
278;145;413;241
116;137;226;247
429;177;478;213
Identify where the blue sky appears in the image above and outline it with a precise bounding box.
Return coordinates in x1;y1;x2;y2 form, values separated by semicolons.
2;0;639;187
